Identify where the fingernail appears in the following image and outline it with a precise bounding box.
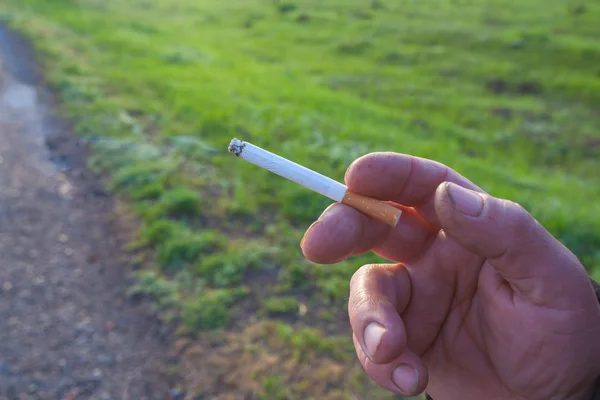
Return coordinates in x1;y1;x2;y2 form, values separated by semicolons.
364;322;386;358
392;364;419;394
301;203;343;248
300;221;321;248
446;182;484;217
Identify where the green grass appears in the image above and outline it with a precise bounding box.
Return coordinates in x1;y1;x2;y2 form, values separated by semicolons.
1;0;599;397
181;286;249;330
158;188;202;217
264;296;300;316
156;230;227;271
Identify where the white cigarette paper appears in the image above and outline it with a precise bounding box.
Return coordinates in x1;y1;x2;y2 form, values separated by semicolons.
228;138;347;202
228;138;402;227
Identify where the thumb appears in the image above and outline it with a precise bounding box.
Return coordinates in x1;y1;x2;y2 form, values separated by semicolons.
434;182;591;306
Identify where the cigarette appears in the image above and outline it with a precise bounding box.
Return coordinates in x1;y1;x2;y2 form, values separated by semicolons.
228;138;402;227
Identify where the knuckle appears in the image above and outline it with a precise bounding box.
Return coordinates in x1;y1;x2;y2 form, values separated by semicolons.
345;153;373;181
349;265;368;291
503;200;535;230
348;290;371;315
348;271;379;312
349;263;377;290
511;201;531;220
349;264;396;317
350;264;394;291
497;199;542;262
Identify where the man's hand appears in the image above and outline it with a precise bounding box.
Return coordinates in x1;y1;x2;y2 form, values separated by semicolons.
300;153;600;400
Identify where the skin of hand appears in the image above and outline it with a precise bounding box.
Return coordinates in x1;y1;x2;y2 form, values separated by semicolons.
300;153;600;400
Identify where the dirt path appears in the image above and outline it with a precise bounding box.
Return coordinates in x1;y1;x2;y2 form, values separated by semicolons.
0;26;173;400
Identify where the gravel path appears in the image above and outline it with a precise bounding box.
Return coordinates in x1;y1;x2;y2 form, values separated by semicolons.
0;25;172;400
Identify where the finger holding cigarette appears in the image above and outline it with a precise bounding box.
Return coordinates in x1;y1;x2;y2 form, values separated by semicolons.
228;138;402;227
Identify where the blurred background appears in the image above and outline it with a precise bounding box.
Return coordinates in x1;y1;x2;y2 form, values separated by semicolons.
0;0;598;399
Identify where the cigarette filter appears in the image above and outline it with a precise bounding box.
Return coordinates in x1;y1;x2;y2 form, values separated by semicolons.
228;138;402;227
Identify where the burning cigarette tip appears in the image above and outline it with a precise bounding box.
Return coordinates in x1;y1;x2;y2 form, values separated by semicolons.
228;138;246;157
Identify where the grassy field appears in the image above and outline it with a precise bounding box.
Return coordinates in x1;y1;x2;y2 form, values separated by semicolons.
1;0;599;398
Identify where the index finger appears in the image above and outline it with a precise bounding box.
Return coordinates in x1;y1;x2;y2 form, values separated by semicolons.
345;152;484;227
301;153;481;265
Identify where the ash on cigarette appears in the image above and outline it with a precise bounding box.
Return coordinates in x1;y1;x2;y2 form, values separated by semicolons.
228;138;246;157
